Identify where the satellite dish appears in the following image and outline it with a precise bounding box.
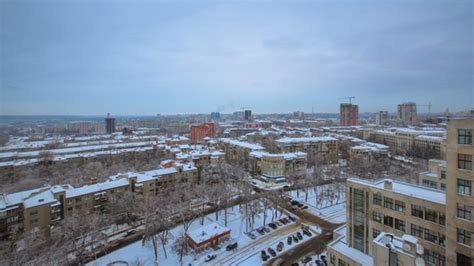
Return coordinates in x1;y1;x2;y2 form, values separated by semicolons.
415;257;425;266
416;244;424;255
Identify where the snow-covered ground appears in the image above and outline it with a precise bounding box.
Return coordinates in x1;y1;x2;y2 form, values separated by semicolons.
87;201;294;266
288;183;346;224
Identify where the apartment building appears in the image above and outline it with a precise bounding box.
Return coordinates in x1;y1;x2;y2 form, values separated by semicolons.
445;118;473;265
0;163;199;239
218;138;264;168
375;111;389;126
398;102;417;125
329;178;447;266
340;103;359;126
349;142;389;163
249;151;307;182
190;123;216;143
419;159;446;191
275;136;338;164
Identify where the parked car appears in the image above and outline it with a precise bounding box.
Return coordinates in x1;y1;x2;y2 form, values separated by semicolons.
291;263;299;266
302;256;312;263
276;241;284;252
226;242;238;251
287;236;293;245
247;232;257;239
293;235;299;243
205;255;216;262
315;259;324;266
267;248;277;257
268;223;277;230
279;218;287;225
257;227;265;235
288;216;296;222
275;220;282;226
290;200;300;206
297;203;304;208
125;229;137;236
297;232;303;240
264;226;271;233
301;205;309;210
261;250;270;261
302;229;312;237
283;217;291;223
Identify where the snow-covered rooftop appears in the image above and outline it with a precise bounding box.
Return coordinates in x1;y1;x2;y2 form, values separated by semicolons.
219;138;264;150
328;236;373;266
348;178;445;204
276;136;337;145
186;222;230;245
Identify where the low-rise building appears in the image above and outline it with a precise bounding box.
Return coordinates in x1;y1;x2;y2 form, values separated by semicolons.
186;222;231;251
275;136;338;164
419;159;446;191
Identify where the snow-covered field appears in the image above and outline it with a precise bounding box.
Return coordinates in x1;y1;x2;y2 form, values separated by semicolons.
288;183;346;224
87;201;293;266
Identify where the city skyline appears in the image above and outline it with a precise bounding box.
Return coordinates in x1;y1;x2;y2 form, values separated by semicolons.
1;0;472;115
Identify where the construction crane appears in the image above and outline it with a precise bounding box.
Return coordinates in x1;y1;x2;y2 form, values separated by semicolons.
339;96;355;104
418;102;432;116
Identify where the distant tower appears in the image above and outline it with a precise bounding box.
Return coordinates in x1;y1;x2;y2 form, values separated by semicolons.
105;113;116;134
375;111;388;126
244;110;252;121
397;102;417;125
340;104;358;126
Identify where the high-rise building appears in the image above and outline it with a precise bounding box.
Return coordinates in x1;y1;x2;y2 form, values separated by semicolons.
105;113;116;134
190;123;216;143
78;121;90;135
375;111;388;126
398;102;417;125
244;110;252;121
210;112;220;121
445;117;473;265
340;103;358;126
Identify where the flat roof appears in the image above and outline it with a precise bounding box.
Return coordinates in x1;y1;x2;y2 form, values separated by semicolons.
186;222;230;245
328;236;373;266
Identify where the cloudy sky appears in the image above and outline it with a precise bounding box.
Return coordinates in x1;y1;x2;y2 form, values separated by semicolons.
1;0;472;115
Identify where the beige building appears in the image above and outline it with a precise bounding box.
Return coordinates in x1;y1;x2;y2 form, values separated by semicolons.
329;178;447;266
349;142;389;163
219;138;264;169
419;159;447;191
445;118;473;265
398;102;417;125
276;136;338;164
249;151;307;180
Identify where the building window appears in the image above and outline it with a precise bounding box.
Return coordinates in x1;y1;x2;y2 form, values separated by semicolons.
383;197;394;210
458;129;472;145
457;204;472;221
373;193;382;206
440;183;446;191
411;204;424;219
383;215;394;227
440;170;446;179
411;224;423;238
425;208;439;223
338;259;349;266
373;211;382;223
424;228;438;244
30;210;38;216
439;212;446;226
458;154;472;170
425;250;446;266
394;200;405;212
458;228;471;246
330;254;336;265
438;233;446;247
457;179;472;196
422;179;438;189
395;219;405;232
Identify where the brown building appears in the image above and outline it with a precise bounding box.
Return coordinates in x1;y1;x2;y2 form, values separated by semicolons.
445;117;473;265
398;102;417;125
340;103;359;126
190;123;216;143
186;222;231;251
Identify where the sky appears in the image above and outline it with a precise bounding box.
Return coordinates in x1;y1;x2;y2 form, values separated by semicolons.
1;0;473;115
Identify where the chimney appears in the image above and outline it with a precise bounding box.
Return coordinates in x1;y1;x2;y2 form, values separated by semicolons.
384;179;393;190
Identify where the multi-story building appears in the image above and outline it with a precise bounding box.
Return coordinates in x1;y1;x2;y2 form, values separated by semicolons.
398;102;417;125
105;113;116;134
349;142;389;163
375;111;389;126
329;178;447;266
244;110;252;121
445;117;473;265
219;138;264;168
249;151;307;180
419;159;447;191
190;123;216;143
0;163;199;238
276;136;338;164
340;104;359;126
79;121;90;135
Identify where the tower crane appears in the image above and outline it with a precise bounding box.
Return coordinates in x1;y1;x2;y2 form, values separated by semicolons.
339;96;355;104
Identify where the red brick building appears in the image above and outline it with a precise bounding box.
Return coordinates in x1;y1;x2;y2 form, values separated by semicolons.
186;222;231;251
190;123;216;143
340;103;359;126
